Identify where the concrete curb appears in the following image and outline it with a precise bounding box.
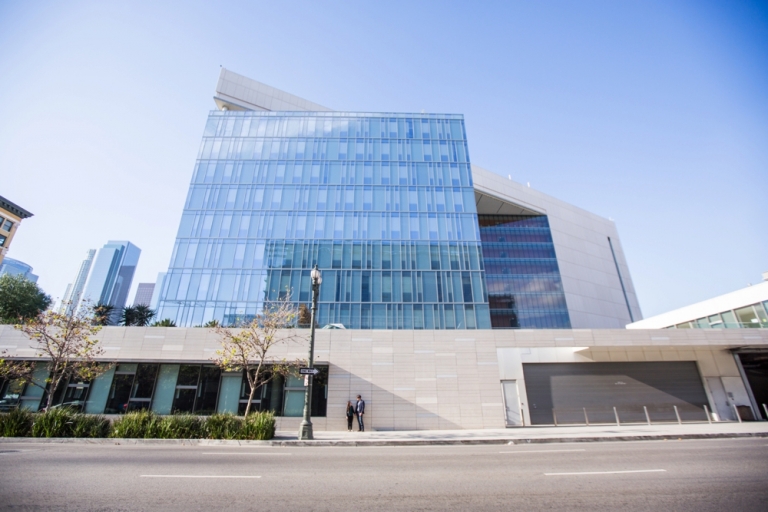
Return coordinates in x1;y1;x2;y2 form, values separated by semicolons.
2;431;767;447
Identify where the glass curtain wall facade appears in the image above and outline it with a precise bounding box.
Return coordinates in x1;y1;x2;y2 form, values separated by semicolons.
157;111;491;329
479;215;571;329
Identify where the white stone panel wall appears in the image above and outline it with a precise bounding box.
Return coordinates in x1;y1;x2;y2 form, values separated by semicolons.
1;326;765;430
215;68;331;112
472;166;643;328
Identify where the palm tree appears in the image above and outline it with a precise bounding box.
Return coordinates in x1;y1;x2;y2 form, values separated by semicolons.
151;318;176;327
134;305;156;326
120;306;138;326
92;303;115;326
203;319;220;328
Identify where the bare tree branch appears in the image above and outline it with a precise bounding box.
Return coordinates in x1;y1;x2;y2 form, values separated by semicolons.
212;296;307;416
0;301;109;410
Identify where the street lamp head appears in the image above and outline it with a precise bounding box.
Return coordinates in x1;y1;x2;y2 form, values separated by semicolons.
311;265;322;285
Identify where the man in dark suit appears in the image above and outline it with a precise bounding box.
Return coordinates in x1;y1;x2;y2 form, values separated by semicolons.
355;395;366;432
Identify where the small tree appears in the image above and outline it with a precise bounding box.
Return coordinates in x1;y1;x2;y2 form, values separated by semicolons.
298;303;311;328
0;306;107;411
212;298;305;416
0;274;52;324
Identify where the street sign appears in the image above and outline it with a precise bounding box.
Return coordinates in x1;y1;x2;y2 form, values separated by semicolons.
299;367;320;375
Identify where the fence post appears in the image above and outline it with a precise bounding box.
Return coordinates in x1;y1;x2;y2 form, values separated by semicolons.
644;406;651;426
583;407;589;426
674;405;682;425
553;409;558;427
704;405;712;424
732;403;742;424
613;406;620;426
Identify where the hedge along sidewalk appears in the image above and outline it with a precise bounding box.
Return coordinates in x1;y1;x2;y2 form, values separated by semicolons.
0;409;276;441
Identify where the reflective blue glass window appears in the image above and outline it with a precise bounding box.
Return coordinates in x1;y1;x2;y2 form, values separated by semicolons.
158;112;489;329
479;215;571;329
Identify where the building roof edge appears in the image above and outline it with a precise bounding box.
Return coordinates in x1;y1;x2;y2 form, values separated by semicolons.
0;195;33;219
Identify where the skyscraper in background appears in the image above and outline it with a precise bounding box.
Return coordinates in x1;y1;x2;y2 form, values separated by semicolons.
58;284;73;313
132;283;155;307
80;241;141;324
149;272;166;311
60;249;96;315
0;257;38;283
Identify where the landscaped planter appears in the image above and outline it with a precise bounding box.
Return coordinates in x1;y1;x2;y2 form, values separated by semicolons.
0;409;275;440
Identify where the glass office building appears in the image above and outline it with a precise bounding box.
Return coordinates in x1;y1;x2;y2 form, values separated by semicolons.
157;111;493;329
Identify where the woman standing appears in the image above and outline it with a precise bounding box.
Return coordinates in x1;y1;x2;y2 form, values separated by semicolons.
345;400;355;431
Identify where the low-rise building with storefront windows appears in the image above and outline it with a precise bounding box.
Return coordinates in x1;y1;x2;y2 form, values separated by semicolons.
627;274;768;330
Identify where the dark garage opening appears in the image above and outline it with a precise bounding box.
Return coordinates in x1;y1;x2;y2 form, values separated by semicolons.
523;362;709;425
737;353;768;420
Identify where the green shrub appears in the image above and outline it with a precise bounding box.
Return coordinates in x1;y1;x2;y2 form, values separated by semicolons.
0;408;33;437
110;410;162;438
4;409;276;440
205;413;243;440
31;407;78;437
71;414;110;438
158;413;204;439
240;411;275;440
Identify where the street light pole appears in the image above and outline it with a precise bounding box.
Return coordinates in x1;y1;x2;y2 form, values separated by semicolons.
299;265;322;441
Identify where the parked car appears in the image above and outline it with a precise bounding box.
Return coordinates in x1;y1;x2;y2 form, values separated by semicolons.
0;393;21;412
41;400;85;413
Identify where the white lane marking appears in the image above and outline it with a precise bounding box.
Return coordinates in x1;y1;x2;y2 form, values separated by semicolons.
141;475;262;479
545;469;666;476
202;452;292;455
499;449;585;454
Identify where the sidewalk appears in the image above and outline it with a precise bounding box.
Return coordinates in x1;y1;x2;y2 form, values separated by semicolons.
2;422;766;447
272;421;768;446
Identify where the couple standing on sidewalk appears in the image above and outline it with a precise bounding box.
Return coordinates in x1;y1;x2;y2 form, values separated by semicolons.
346;395;366;432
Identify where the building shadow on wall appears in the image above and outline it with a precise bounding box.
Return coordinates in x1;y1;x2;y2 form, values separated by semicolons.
326;363;467;432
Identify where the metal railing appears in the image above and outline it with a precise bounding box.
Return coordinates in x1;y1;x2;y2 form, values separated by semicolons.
546;403;767;426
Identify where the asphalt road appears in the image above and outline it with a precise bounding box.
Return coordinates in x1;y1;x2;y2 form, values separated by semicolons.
1;438;767;511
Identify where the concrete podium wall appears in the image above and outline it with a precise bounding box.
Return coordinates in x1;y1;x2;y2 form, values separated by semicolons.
1;326;766;430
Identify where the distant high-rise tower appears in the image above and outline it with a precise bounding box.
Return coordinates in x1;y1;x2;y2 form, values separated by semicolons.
61;249;96;315
149;272;166;311
132;283;155;307
58;284;73;314
0;257;38;283
81;242;141;324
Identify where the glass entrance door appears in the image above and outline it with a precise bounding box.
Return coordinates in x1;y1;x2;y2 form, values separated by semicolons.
501;380;523;426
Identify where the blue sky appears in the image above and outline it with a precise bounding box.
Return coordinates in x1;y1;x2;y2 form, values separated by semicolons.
0;0;766;318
